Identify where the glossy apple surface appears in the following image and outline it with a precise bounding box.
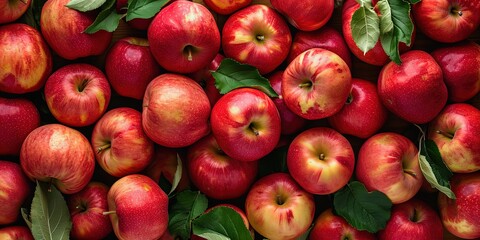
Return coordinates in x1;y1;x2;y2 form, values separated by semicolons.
271;0;333;31
0;161;32;225
0;226;33;240
0;0;31;24
203;0;252;15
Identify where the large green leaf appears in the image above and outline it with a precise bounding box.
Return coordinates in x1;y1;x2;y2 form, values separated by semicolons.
388;0;414;46
66;0;106;12
126;0;169;21
192;207;253;240
377;0;393;34
169;190;208;239
84;0;123;34
351;0;380;54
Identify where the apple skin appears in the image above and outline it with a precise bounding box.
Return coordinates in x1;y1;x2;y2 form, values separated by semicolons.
377;198;444;240
328;78;388;139
0;0;31;24
0;161;32;225
438;172;480;239
67;182;112;240
186;134;258;200
203;0;252;15
0;226;34;240
282;48;352;120
142;73;211;148
413;0;480;43
221;4;292;74
105;37;161;100
431;41;480;102
210;88;281;162
20;124;96;194
0;23;52;94
40;0;112;60
270;0;334;31
427;103;480;173
107;174;169;240
44;63;111;127
0;97;40;156
287;26;352;68
91;107;154;178
355;132;422;204
378;50;448;124
189;53;224;106
309;208;376;240
245;172;315;240
148;0;220;74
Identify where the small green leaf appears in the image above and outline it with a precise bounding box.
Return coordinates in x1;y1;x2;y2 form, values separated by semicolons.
377;0;393;33
21;208;32;230
168;153;183;195
380;30;402;64
333;181;392;233
169;190;208;239
388;0;414;46
31;181;72;240
192;206;253;240
351;1;380;55
212;58;278;97
126;0;169;21
84;0;124;34
66;0;106;12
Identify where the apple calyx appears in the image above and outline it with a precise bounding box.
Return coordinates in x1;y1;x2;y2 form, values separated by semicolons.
103;211;117;216
409;208;419;222
77;79;89;92
248;123;260;136
76;202;88;212
97;143;111;153
276;194;286;205
436;130;455;139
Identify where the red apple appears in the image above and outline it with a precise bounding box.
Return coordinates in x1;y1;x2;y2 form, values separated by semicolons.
187;134;258;200
0;0;31;24
67;182;112;240
222;4;292;74
148;0;220;73
378;50;448;124
427;103;480;173
105;37;161;100
142;73;211;148
282;48;352;120
0;226;33;240
245;173;315;240
20;124;95;194
106;174;169;240
431;41;480;102
309;208;376;240
413;0;480;43
287;127;355;195
328;78;388;139
270;0;334;31
438;172;480;239
189;53;224;106
378;198;443;240
0;23;52;94
0;161;32;225
355;132;422;204
0;97;40;156
44;63;111;127
203;0;252;15
91;107;154;178
210;88;281;161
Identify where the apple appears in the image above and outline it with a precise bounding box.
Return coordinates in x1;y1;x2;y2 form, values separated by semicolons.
203;0;252;15
413;0;480;43
0;97;40;156
287;127;355;195
328;78;388;139
427;103;480;173
245;172;315;240
282;48;352;120
270;0;334;31
106;174;169;240
142;73;211;148
355;132;422;204
0;161;32;225
0;0;31;24
115;0;156;30
189;53;224;106
0;226;33;240
20;124;95;194
431;41;480;102
105;37;161;100
186;134;258;200
438;172;480;239
148;0;220;74
287;26;352;68
378;50;448;124
67;182;112;240
0;23;52;94
377;198;443;240
221;4;292;74
91;107;154;178
309;208;376;240
210;88;281;161
44;63;111;127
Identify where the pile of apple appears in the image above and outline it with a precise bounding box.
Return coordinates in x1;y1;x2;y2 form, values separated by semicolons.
1;0;480;239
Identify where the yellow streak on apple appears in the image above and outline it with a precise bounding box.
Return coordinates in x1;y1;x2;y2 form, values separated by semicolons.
49;130;70;151
143;183;152;192
95;90;107;114
228;106;245;123
444;218;476;236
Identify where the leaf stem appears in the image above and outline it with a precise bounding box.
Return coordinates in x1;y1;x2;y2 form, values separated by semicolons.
103;211;117;215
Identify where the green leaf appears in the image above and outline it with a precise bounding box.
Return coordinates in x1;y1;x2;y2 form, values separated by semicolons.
66;0;106;12
351;1;380;55
333;181;392;233
380;30;402;64
126;0;169;21
404;0;421;4
168;153;183;195
388;0;414;46
169;190;208;239
84;0;124;34
377;0;393;33
212;58;278;97
30;181;72;240
192;206;253;240
21;208;32;230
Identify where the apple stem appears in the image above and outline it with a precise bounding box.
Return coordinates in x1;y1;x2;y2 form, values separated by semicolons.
256;35;265;41
436;130;454;139
103;211;117;216
97;144;111;153
404;169;417;178
250;126;259;136
451;8;463;16
20;0;28;4
298;82;312;88
319;153;325;160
